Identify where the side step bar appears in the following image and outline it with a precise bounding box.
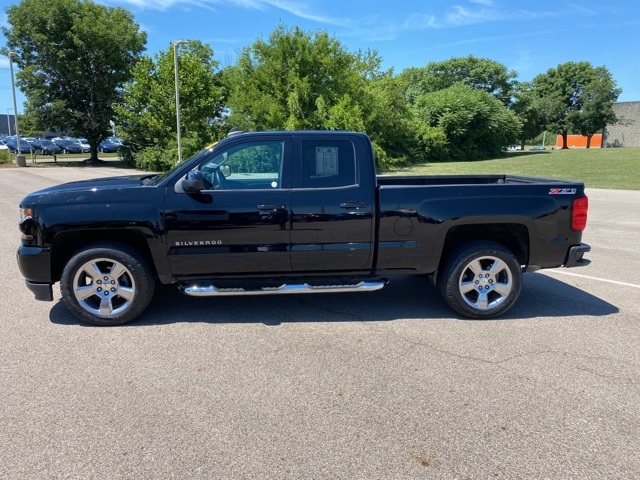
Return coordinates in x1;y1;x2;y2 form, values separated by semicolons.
181;280;387;297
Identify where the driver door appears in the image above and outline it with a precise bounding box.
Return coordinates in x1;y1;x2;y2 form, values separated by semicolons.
164;137;293;277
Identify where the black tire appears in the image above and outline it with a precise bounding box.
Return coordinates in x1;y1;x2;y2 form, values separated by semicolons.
60;242;155;326
438;241;522;319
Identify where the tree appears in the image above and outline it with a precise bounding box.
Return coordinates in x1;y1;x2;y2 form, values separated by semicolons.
400;56;518;107
532;62;620;149
511;82;545;149
572;69;621;148
2;0;146;163
223;25;365;132
115;41;224;170
413;83;521;160
222;25;416;168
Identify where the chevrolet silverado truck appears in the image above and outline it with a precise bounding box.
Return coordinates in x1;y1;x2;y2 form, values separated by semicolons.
17;131;590;326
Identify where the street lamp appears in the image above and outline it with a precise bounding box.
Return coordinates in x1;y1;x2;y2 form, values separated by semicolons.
173;40;188;164
6;108;13;136
8;52;21;156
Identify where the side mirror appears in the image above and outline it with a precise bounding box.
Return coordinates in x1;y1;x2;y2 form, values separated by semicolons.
220;165;231;177
182;170;204;193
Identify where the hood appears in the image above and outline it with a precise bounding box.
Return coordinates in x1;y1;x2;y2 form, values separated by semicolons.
21;174;156;205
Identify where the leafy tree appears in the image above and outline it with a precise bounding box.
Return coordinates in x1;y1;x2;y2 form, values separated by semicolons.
115;41;225;170
511;82;545;148
413;83;521;160
224;25;361;131
2;0;146;162
222;25;415;168
572;69;621;148
532;62;620;148
400;56;518;107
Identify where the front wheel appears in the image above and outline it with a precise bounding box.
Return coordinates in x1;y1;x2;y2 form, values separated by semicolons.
60;242;155;326
438;242;522;319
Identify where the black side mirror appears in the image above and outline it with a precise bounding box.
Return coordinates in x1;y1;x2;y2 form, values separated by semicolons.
182;170;204;193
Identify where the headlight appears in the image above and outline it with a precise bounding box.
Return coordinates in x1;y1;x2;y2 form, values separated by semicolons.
19;207;34;240
20;207;32;222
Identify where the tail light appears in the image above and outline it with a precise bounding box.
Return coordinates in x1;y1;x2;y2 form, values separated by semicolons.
571;196;588;231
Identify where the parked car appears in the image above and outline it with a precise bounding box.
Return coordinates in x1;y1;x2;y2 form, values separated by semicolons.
106;136;124;145
507;145;522;151
98;139;121;153
52;139;84;154
4;137;33;153
30;139;62;155
530;146;547;151
76;138;91;153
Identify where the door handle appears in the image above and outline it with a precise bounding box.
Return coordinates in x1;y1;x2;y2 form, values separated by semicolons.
340;202;368;209
257;204;286;210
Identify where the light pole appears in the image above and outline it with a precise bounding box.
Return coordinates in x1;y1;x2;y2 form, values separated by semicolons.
6;108;13;136
8;52;22;157
173;40;188;164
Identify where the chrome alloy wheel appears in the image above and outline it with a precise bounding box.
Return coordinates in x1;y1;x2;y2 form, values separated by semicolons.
72;258;136;318
458;255;513;311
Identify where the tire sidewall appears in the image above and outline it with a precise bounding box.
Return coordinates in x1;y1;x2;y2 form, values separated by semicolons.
439;242;522;319
60;243;155;326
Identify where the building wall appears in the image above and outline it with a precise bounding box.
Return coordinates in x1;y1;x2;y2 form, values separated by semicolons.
0;114;17;136
603;101;640;148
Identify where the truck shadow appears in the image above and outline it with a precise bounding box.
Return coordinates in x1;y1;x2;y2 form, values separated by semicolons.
49;272;618;327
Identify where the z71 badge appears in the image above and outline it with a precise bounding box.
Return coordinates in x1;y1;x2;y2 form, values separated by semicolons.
549;188;577;195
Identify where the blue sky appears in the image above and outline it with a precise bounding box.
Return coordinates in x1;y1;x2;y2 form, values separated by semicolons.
1;0;639;116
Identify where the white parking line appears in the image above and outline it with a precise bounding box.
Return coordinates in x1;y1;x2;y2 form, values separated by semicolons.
543;270;640;289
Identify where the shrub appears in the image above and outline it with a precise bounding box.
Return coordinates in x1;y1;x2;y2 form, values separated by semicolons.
0;149;11;164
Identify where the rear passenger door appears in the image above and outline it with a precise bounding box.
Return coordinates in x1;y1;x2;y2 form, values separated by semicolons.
290;135;374;272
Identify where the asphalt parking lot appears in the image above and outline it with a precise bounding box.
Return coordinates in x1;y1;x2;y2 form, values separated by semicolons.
1;165;639;479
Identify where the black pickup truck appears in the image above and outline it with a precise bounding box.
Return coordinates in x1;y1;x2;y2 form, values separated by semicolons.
17;131;590;325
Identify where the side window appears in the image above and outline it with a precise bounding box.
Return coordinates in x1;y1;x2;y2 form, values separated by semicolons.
298;140;357;189
200;141;284;190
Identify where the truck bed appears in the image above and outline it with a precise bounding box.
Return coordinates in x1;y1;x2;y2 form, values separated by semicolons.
377;174;579;186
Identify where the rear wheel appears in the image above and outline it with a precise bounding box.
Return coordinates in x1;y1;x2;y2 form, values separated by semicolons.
438;242;522;319
60;242;155;326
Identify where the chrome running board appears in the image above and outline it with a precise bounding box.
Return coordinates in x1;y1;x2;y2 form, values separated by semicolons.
181;280;387;297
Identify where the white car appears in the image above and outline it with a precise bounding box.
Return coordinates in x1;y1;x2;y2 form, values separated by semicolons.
75;138;90;153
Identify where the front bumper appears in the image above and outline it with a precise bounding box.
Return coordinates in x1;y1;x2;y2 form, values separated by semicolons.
18;245;54;301
17;245;53;283
564;243;591;268
25;280;53;301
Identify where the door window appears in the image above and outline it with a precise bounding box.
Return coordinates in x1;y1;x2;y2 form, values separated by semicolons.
200;141;284;190
296;140;357;189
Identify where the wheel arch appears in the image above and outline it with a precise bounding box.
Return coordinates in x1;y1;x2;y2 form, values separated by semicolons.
51;229;157;283
439;223;529;273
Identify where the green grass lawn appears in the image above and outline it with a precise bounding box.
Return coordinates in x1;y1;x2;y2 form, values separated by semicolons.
387;147;640;190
